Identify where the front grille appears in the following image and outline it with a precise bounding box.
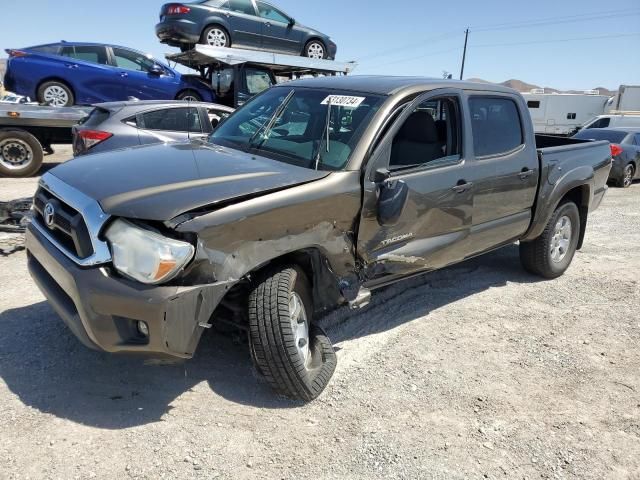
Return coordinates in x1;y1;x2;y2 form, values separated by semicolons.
33;188;94;259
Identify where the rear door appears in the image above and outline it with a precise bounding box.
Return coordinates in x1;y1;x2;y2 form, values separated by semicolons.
58;45;121;102
464;93;539;255
358;89;474;285
109;47;176;100
136;106;207;144
220;0;263;48
255;1;302;54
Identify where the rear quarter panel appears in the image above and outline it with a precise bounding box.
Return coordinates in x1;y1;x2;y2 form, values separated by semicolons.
522;140;612;242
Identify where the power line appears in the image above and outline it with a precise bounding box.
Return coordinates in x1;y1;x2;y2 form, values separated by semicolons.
470;8;640;32
471;32;640;48
355;8;639;64
356;31;460;63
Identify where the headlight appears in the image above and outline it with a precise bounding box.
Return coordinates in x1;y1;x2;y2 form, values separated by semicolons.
105;219;195;285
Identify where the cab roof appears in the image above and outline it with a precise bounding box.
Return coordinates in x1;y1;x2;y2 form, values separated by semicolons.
277;75;519;96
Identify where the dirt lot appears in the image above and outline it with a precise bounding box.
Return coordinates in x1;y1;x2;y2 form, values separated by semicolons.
1;149;639;479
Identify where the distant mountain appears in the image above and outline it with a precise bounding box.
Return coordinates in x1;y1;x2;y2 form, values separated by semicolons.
467;77;615;97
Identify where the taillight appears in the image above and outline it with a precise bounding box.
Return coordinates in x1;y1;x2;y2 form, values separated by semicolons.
610;144;623;157
166;4;191;14
78;130;113;150
6;49;29;58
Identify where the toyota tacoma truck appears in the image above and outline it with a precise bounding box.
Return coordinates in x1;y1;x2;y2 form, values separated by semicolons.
25;77;613;401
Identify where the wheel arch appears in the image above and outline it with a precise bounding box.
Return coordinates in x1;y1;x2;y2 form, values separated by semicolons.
201;21;232;44
557;185;590;250
36;77;75;96
248;247;345;317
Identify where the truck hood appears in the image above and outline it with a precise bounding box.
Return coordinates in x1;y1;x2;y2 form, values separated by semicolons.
50;142;329;221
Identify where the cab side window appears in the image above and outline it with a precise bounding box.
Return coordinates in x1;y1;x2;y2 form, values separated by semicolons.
389;97;461;168
245;68;273;95
587;117;610;129
469;97;523;157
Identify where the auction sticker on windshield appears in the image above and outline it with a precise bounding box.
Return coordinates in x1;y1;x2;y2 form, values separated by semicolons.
321;95;366;108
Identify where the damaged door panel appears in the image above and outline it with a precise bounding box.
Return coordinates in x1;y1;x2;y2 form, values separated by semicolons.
174;171;364;309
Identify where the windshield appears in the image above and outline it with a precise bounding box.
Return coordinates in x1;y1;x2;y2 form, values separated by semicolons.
573;129;628;143
210;87;385;171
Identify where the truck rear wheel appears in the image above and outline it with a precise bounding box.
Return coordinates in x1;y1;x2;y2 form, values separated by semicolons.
248;265;337;401
0;130;44;178
519;201;580;279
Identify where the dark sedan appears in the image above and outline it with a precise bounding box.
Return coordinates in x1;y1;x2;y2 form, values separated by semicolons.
156;0;337;59
73;100;234;156
573;128;640;188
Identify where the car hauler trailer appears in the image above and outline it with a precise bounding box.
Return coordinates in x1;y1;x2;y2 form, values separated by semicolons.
0;103;90;177
523;90;612;136
166;44;357;108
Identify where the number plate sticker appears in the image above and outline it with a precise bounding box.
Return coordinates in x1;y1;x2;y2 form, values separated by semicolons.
321;95;366;108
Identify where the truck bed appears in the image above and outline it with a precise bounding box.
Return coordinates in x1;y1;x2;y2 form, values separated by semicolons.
0;104;90;129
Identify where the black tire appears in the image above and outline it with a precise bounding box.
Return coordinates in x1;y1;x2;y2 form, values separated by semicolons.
200;25;230;47
519;201;580;279
0;130;44;178
37;81;74;107
617;163;635;188
176;90;203;102
304;39;327;59
248;265;337;401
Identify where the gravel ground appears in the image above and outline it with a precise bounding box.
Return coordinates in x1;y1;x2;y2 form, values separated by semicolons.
0;149;639;479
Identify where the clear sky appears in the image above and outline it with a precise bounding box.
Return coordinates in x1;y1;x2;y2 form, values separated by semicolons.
1;0;638;91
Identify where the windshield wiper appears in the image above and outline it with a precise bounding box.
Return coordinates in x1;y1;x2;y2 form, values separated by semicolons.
313;96;332;170
247;89;295;152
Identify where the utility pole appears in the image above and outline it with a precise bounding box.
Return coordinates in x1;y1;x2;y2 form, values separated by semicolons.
460;28;469;80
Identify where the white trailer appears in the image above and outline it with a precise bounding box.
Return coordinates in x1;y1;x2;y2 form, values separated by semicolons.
606;85;640;113
523;90;611;136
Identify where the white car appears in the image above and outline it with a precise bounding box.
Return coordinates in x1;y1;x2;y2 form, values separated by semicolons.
581;113;640;130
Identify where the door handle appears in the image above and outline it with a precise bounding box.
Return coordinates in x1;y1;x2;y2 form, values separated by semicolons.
66;64;79;69
120;72;128;78
266;22;272;27
519;168;535;180
452;181;473;193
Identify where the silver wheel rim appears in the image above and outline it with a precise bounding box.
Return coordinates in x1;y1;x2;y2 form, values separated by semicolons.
181;95;199;102
307;43;324;59
206;29;227;47
43;85;69;106
623;165;633;187
0;139;33;170
289;292;310;366
550;215;572;263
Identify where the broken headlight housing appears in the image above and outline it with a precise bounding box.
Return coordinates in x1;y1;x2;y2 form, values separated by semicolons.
105;219;195;285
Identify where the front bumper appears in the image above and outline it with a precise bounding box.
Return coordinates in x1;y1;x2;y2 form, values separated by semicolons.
156;20;201;45
26;224;229;359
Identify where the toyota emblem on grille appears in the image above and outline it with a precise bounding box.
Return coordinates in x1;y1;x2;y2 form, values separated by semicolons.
43;202;56;229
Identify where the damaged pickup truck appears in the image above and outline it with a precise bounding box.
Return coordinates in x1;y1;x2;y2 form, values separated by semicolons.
26;77;613;401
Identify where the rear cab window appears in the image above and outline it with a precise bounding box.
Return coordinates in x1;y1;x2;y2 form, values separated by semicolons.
468;96;523;157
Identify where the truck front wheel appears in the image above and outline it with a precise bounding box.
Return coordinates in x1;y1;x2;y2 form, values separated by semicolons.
0;130;44;178
519;201;580;279
248;266;337;401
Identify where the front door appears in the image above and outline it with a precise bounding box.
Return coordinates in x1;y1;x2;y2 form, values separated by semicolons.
255;1;302;54
357;90;474;286
109;47;175;100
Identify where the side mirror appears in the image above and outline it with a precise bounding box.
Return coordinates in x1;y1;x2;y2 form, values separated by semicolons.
375;170;409;226
150;64;164;76
288;17;296;26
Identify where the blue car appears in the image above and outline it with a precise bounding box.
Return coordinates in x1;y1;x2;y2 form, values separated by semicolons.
3;42;214;107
